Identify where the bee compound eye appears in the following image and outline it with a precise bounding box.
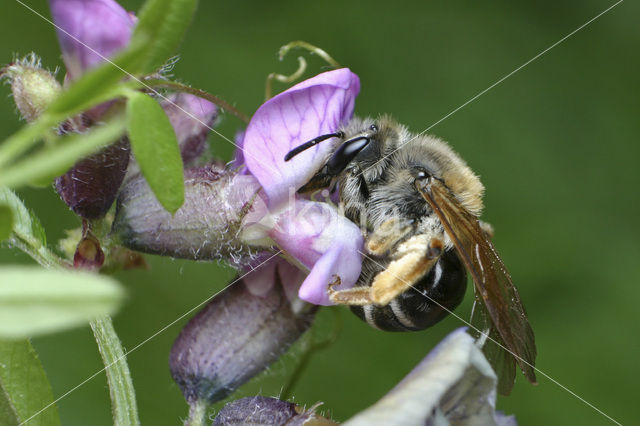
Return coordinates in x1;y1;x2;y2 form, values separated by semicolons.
369;124;378;132
415;168;430;180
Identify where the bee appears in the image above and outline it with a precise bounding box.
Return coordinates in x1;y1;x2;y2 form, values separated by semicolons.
285;115;537;393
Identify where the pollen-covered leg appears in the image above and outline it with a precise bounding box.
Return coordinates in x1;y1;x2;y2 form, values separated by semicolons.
328;275;375;305
366;218;414;256
367;235;442;305
328;235;444;306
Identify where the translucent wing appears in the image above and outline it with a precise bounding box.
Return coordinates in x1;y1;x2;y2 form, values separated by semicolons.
471;295;517;395
416;177;537;390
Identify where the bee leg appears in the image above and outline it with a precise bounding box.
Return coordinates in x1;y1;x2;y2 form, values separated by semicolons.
328;276;376;305
328;235;443;306
367;235;443;305
366;218;414;256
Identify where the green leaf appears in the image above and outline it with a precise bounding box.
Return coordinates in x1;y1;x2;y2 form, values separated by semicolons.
133;0;198;73
126;91;184;213
0;119;126;189
0;188;46;249
0;205;12;242
0;339;61;426
0;266;125;339
45;41;147;118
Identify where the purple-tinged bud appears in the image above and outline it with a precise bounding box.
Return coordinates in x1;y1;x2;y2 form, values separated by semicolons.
73;233;105;270
160;93;217;166
112;165;267;266
212;397;336;426
169;268;316;405
49;0;135;79
1;54;61;122
55;136;130;219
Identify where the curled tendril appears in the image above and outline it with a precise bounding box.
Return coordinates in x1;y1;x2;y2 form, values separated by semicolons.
264;41;342;100
265;56;307;100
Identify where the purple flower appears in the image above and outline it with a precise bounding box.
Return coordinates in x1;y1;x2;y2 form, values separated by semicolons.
48;0;216;220
49;0;135;79
240;68;364;305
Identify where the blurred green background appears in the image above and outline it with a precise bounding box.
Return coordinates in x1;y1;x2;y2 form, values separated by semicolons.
1;0;639;424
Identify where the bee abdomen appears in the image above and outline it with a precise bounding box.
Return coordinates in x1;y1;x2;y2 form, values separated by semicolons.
351;249;467;332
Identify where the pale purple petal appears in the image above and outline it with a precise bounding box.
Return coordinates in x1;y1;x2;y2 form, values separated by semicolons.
345;328;511;426
49;0;135;78
243;256;307;303
231;129;247;172
160;93;217;165
243;69;360;207
268;199;363;305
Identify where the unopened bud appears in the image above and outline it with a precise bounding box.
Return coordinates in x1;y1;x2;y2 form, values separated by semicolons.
73;233;105;270
2;54;61;122
55;137;130;219
213;397;337;426
169;271;316;405
160;93;217;165
113;165;267;267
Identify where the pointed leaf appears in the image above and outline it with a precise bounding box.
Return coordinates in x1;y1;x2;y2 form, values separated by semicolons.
0;266;125;338
0;120;126;189
0;188;46;249
0;205;12;242
0;339;61;426
126;91;184;213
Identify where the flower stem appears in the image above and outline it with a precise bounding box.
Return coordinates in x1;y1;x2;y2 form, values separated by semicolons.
186;398;208;426
281;309;343;400
144;79;250;124
90;315;140;426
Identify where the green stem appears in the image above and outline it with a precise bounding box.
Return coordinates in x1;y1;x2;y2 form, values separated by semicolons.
186;398;208;426
90;315;140;426
9;238;70;270
144;79;250;124
281;309;343;400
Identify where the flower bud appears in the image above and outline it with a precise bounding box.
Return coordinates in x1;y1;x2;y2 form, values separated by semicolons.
73;233;105;270
1;54;61;122
169;267;316;405
55;136;130;219
160;93;217;165
212;397;336;426
112;165;267;267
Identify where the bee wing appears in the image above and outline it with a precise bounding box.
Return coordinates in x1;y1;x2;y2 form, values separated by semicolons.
471;296;517;394
417;178;537;388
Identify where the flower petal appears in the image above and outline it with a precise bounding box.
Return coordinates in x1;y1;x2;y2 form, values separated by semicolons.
268;199;363;305
243;68;359;207
345;328;514;426
49;0;135;78
160;93;217;165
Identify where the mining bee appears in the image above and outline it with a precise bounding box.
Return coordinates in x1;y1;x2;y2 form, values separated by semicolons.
285;115;536;393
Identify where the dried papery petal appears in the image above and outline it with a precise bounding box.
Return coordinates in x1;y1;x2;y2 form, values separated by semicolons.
169;266;316;405
49;0;135;79
113;164;268;266
55;136;130;219
212;396;337;426
1;55;62;122
344;329;515;426
160;93;217;165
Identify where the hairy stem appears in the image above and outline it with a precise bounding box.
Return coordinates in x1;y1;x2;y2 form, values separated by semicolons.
144;79;250;124
90;315;140;426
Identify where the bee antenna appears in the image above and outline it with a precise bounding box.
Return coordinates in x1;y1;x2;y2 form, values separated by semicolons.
284;131;344;161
